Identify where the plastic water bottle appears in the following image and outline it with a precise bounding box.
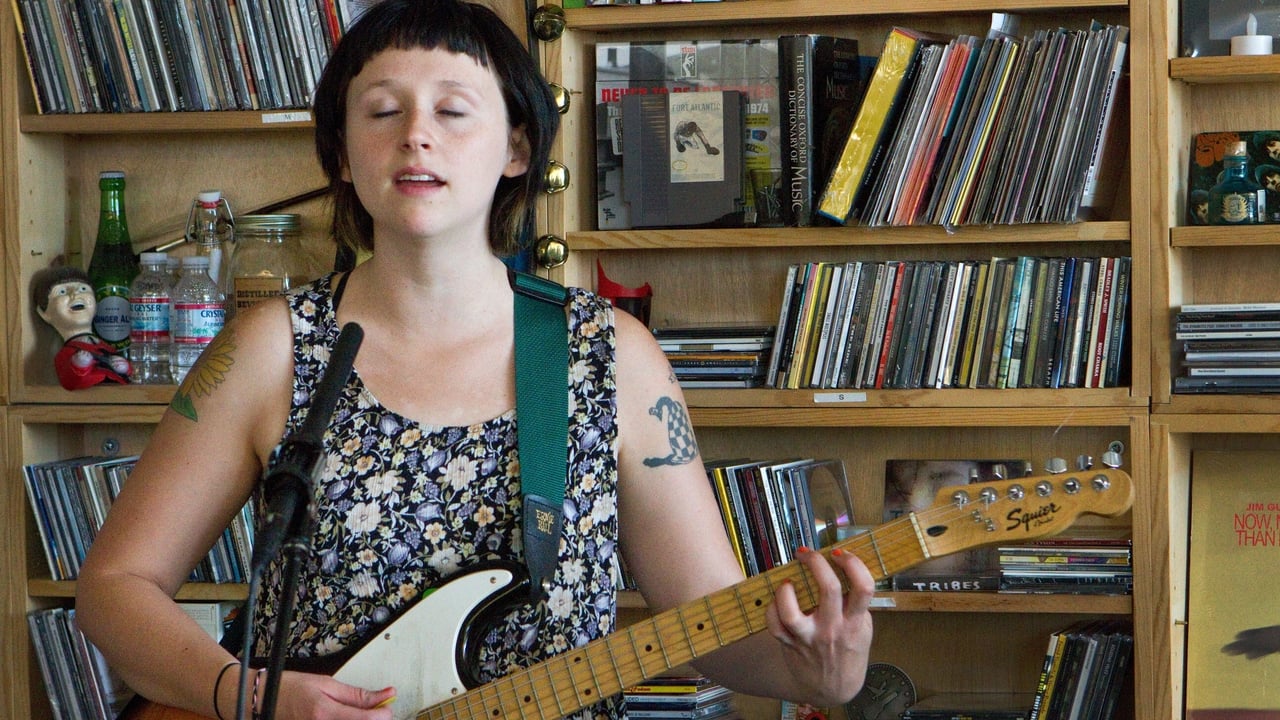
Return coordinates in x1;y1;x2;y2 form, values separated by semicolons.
170;255;225;384
128;252;173;384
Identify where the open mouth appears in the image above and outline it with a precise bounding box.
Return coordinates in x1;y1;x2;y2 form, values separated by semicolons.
398;172;443;186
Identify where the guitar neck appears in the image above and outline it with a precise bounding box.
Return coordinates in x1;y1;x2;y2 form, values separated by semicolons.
416;515;925;720
419;464;1135;719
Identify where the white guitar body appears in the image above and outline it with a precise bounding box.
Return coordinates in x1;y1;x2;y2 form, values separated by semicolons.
332;566;517;720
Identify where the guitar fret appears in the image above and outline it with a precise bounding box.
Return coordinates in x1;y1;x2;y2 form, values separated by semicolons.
458;687;483;720
479;679;504;719
655;620;673;668
583;649;604;703
544;657;568;718
703;596;725;647
799;566;818;610
627;624;653;680
867;529;889;577
677;606;696;658
604;635;627;691
733;584;752;635
508;669;533;720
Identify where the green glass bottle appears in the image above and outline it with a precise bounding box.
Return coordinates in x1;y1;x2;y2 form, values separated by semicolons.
1208;141;1262;225
87;171;140;350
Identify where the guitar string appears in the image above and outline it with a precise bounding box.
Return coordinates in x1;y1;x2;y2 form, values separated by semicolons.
420;472;1120;718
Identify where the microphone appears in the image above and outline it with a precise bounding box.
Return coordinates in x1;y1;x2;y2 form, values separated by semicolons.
251;322;364;575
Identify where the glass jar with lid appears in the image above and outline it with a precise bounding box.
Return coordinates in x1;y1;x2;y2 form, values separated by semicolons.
225;213;315;318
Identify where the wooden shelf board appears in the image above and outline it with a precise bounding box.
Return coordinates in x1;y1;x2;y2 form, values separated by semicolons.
1170;224;1280;247
874;591;1131;614
1170;55;1280;84
570;222;1130;251
1152;408;1280;431
687;388;1143;416
565;0;1127;31
19;110;314;134
11;383;177;406
9;402;168;424
29;579;248;602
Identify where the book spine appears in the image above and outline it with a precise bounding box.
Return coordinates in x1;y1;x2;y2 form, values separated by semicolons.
765;264;801;388
837;262;878;388
996;256;1029;389
873;263;911;388
1078;30;1129;216
859;262;897;387
956;261;990;387
816;28;919;223
29;0;70;113
937;261;973;387
13;0;53;114
1064;258;1097;387
807;263;845;387
1103;257;1131;387
779;35;815;227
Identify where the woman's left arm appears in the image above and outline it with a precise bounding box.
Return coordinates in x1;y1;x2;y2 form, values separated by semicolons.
612;311;874;706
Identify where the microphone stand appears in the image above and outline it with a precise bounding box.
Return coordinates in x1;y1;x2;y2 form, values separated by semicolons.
236;322;364;720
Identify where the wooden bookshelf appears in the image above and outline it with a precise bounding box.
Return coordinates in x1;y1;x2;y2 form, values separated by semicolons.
0;0;1164;719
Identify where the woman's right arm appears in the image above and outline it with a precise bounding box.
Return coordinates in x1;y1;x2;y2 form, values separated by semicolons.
76;299;294;717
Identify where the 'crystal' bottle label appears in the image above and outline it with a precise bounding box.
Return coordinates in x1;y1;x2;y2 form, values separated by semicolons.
173;303;226;342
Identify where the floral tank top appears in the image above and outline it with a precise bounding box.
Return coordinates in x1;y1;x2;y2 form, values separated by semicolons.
254;273;623;719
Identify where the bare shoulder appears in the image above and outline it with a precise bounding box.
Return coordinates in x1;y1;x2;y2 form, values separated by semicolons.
612;308;673;387
167;296;293;437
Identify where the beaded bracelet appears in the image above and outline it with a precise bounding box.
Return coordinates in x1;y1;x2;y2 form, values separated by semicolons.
252;667;267;720
212;661;238;720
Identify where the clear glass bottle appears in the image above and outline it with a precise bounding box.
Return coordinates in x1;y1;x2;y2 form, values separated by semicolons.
184;190;235;290
1208;141;1263;225
170;255;225;384
129;252;173;384
88;170;140;350
225;213;313;319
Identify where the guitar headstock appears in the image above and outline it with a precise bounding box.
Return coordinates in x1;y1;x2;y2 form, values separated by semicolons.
917;465;1133;558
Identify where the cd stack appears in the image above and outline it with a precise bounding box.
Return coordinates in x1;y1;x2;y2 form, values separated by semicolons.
652;324;774;389
623;674;737;720
997;531;1132;595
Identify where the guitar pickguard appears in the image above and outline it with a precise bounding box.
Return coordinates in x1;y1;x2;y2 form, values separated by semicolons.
333;565;519;720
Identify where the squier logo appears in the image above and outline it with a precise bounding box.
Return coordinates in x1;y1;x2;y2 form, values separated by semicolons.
1006;502;1062;532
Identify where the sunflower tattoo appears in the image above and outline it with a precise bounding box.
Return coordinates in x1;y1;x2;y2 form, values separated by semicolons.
169;327;236;422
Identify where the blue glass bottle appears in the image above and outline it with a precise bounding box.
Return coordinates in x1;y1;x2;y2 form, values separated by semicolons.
1208;141;1262;225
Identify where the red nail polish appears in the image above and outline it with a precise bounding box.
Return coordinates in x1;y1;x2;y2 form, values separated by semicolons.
832;548;844;557
798;546;810;553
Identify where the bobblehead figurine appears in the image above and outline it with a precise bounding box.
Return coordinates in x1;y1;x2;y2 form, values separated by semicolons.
32;265;131;390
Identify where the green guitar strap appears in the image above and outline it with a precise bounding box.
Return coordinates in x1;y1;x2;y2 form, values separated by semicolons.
510;270;569;602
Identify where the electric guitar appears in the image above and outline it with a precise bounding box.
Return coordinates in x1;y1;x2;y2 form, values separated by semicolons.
121;467;1133;720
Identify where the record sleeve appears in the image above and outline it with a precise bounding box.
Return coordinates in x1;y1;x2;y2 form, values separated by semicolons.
621;90;745;229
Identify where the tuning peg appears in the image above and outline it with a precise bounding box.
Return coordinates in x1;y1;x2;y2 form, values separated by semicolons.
1045;458;1068;475
991;463;1007;480
1101;450;1123;469
1075;454;1094;471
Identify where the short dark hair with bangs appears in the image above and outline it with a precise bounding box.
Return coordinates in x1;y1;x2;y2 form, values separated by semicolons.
312;0;559;258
